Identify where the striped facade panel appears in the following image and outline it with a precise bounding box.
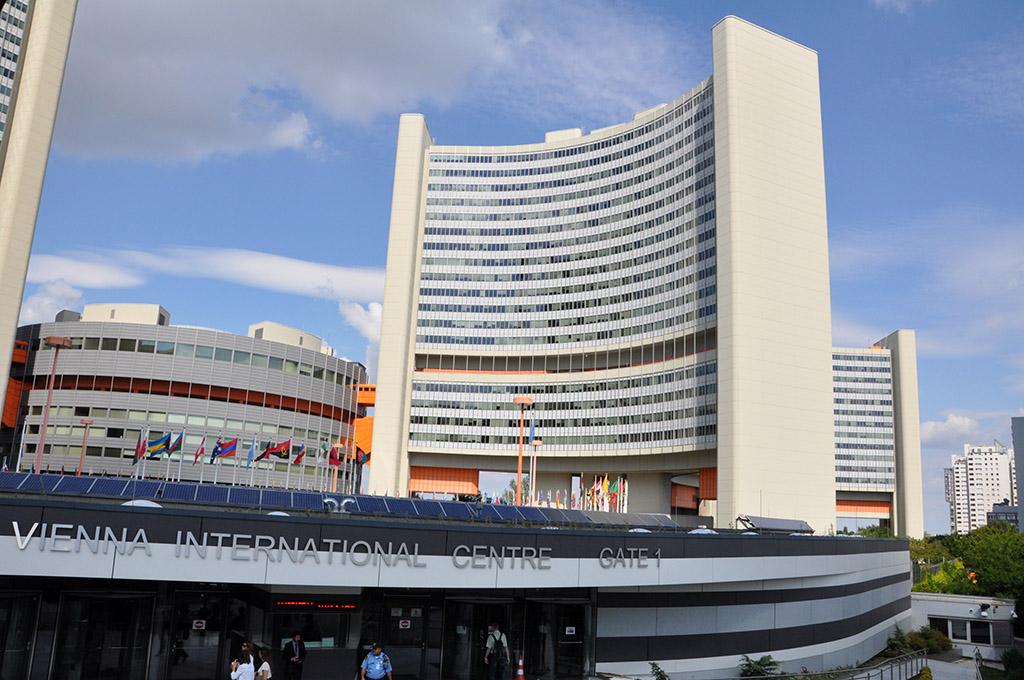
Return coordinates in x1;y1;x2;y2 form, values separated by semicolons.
7;321;368;487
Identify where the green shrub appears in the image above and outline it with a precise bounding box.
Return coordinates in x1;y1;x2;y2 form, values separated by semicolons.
903;626;952;654
920;666;933;680
883;625;912;657
650;662;670;680
739;655;782;677
1002;648;1024;680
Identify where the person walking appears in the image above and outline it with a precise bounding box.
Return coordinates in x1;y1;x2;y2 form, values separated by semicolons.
281;632;306;680
257;649;273;680
484;623;510;680
360;643;393;680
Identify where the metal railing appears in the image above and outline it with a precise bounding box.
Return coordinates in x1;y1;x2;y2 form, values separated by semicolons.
603;650;928;680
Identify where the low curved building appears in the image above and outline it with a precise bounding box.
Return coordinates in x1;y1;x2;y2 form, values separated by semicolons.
1;303;367;488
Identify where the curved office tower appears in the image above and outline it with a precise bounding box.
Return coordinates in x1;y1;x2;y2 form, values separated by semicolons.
373;16;836;531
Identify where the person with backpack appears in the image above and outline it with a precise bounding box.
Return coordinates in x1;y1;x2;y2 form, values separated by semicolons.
484;623;510;680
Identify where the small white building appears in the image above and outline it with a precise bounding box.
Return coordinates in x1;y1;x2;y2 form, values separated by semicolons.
910;592;1016;661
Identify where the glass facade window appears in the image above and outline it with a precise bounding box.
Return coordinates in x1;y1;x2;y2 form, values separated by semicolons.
196;345;214;360
176;343;195;357
214;348;232;362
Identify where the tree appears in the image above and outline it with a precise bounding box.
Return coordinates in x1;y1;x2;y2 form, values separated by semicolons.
739;655;782;677
912;560;980;595
954;523;1024;598
910;536;952;564
650;662;670;680
857;524;894;538
499;477;531;505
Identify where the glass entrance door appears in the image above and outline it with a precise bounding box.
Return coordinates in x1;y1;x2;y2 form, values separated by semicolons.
0;594;38;680
52;593;154;680
441;600;517;680
522;601;588;680
166;592;228;680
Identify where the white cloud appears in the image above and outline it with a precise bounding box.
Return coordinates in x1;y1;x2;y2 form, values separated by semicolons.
921;413;979;447
26;247;386;362
831;311;886;348
870;0;934;14
127;247;385;304
27;254;143;288
932;34;1024;132
338;302;382;344
55;1;703;161
18;280;83;325
339;302;383;379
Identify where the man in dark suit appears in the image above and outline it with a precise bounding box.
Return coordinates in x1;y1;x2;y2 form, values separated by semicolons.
281;631;307;680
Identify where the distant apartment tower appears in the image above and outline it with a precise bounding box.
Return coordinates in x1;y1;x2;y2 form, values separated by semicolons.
945;442;1018;534
832;330;923;537
0;0;78;414
1013;417;1024;531
374;17;839;530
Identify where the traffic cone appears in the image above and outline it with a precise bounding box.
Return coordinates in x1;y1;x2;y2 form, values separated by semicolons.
517;657;524;678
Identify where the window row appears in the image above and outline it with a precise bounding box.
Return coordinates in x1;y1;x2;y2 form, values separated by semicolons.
412;398;716;416
423;204;716;267
31;336;357;385
413;328;717;375
425;158;714;225
418;292;711;331
417;304;716;346
413;361;716;396
419;281;715;315
420;233;713;285
429;89;711;164
428;107;712;177
424;182;713;253
427;139;714;210
832;354;890;362
408;424;717;446
410;408;715;429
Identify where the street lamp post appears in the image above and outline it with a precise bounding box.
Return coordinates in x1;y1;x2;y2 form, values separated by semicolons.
529;438;543;505
513;395;534;505
34;336;71;474
75;417;94;477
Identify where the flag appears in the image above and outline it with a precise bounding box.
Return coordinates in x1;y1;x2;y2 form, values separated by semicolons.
293;441;306;465
258;438;291;462
191;436;206;465
528;418;535;445
210;437;238;463
328;444;340;467
168;432;184;455
146;432;171;460
131;430;146;465
246;439;257;467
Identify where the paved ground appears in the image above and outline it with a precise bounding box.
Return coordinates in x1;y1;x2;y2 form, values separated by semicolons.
925;659;977;680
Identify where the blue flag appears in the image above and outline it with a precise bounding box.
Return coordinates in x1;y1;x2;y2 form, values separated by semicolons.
529;418;535;444
246;439;256;467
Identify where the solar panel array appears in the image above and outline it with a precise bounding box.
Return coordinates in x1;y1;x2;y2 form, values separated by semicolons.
0;471;681;531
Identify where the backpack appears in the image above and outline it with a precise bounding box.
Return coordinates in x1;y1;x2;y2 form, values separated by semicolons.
489;633;507;664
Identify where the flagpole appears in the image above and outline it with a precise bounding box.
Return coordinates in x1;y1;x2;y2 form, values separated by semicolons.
249;441;256;487
198;438;206;484
300;440;308;490
285;446;291;490
140;428;149;481
231;444;238;486
15;420;27;472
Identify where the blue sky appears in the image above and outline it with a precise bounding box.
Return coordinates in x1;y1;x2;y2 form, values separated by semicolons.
23;0;1024;533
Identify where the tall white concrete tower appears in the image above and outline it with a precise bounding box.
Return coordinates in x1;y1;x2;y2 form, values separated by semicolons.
372;16;838;531
0;0;78;407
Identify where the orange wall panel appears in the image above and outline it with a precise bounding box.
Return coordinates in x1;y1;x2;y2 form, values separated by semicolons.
699;467;717;500
409;466;479;495
672;484;699;509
